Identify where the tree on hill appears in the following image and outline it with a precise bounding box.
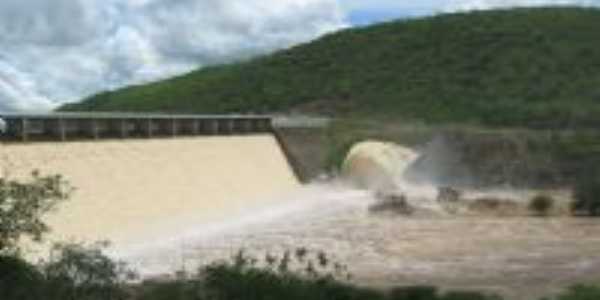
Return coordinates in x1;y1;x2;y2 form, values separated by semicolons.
62;7;600;128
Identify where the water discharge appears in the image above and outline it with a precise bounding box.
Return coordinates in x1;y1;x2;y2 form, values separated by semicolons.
342;140;421;192
0;135;298;256
2;136;599;300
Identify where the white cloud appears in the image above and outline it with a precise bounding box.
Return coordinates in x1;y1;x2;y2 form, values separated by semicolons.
2;0;599;112
446;0;600;11
341;0;600;15
0;0;346;111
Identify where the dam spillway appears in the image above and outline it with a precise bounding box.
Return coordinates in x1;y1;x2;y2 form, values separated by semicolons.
0;134;299;255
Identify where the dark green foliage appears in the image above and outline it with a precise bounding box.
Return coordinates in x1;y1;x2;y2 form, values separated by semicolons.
63;7;600;128
136;280;201;300
388;286;438;300
552;285;600;300
1;243;134;300
137;249;502;300
443;291;503;300
0;255;45;300
0;171;71;255
2;246;598;300
43;242;136;300
572;169;600;216
529;194;554;216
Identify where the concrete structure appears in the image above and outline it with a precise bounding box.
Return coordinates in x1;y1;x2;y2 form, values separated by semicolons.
0;113;273;142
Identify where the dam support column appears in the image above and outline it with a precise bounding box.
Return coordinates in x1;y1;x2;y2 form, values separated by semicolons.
192;119;201;135
226;119;234;135
86;119;100;139
49;118;67;141
19;118;29;142
209;120;219;135
145;119;154;138
119;119;128;139
242;119;252;134
170;119;178;137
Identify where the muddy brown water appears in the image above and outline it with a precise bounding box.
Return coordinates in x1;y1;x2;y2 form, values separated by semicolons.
117;185;600;300
0;135;298;256
2;136;598;300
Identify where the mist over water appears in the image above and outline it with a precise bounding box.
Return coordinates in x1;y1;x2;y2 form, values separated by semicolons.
112;183;373;276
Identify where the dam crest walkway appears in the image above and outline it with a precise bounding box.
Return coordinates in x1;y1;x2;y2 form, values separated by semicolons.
0;112;329;142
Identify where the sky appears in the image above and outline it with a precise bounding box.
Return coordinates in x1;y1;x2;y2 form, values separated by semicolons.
0;0;599;111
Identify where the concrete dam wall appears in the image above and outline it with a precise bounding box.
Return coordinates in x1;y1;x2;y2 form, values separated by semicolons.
0;135;299;255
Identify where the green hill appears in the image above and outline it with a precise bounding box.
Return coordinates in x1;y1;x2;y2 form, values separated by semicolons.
61;7;600;128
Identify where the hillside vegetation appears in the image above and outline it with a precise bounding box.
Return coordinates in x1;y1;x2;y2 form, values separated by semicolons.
62;7;600;128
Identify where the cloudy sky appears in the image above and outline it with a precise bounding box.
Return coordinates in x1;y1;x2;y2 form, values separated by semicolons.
0;0;598;111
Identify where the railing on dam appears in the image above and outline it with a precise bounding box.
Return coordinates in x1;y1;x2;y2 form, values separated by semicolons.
0;112;275;142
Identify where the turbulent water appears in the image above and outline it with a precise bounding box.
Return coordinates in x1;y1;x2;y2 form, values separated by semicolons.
112;181;600;300
3;137;600;300
110;139;600;299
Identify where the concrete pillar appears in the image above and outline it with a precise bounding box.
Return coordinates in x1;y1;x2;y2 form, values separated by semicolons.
20;118;29;142
192;119;201;135
57;119;67;141
119;119;128;138
226;119;235;135
242;119;251;134
170;119;178;137
145;119;154;138
88;119;100;139
254;119;264;132
263;119;273;132
210;120;219;135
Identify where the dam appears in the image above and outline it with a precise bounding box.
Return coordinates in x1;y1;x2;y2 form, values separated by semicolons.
3;113;600;299
0;112;325;257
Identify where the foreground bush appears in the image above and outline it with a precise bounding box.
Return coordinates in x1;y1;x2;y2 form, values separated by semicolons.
572;169;600;216
468;197;520;215
0;255;45;300
529;195;554;216
43;242;135;300
3;246;600;300
0;171;71;255
137;250;502;300
547;285;600;300
1;243;134;300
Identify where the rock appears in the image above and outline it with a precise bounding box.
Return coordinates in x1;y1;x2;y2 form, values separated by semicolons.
468;197;520;215
437;186;462;203
369;192;414;215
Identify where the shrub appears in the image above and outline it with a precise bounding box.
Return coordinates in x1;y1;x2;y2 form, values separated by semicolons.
43;242;135;300
552;284;600;300
0;171;71;254
200;249;379;300
0;243;133;300
529;195;554;216
443;291;503;300
572;175;600;216
0;255;44;300
389;285;438;300
437;187;462;203
468;197;519;215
